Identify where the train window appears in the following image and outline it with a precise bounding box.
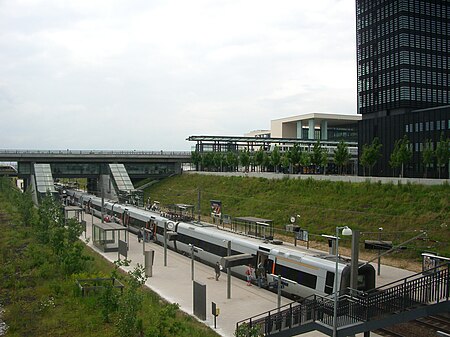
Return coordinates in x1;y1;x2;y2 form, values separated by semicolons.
357;274;366;290
128;217;146;229
325;271;335;294
274;264;317;289
171;232;240;257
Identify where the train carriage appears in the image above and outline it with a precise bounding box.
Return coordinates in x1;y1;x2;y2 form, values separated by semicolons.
63;188;376;299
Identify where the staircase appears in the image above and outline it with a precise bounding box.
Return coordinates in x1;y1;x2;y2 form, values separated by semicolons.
236;263;450;337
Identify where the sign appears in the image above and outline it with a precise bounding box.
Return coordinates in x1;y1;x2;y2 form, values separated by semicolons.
210;200;222;218
296;229;309;242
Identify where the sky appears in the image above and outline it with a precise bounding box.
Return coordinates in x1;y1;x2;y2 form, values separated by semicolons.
0;0;357;151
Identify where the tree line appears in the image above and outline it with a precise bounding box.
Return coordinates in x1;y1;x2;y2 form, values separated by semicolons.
192;134;450;178
192;140;353;175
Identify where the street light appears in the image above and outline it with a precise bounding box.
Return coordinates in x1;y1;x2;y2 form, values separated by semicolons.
333;226;352;337
223;240;232;299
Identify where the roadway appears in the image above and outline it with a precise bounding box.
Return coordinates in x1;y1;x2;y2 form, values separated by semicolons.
79;213;416;337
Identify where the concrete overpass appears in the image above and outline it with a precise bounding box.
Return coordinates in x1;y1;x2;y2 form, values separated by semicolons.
0;149;191;202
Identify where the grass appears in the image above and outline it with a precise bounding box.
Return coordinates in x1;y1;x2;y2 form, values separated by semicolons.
143;173;450;260
0;183;220;337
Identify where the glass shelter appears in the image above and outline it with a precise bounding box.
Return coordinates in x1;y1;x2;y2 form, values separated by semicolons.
92;222;128;253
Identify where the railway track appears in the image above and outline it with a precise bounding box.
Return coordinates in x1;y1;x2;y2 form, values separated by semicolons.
375;314;450;337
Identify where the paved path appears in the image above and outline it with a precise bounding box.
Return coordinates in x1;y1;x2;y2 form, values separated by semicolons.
81;213;416;337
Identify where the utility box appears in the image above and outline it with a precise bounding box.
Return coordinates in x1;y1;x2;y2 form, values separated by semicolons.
144;250;154;277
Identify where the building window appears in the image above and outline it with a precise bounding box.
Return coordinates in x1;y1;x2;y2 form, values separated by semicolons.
420;122;423;132
437;120;441;130
405;124;409;133
425;121;429;131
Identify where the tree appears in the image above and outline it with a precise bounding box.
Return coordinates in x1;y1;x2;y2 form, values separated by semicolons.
226;151;239;172
422;139;434;178
201;152;214;171
333;140;350;175
287;144;301;173
239;150;251;172
271;145;281;173
213;152;225;172
310;140;327;174
254;148;265;172
389;136;412;177
115;262;148;337
435;133;450;179
360;137;382;176
280;154;290;173
299;151;310;173
191;151;202;171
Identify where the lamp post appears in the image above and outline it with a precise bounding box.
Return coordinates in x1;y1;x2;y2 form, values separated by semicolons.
226;240;231;299
377;227;383;276
333;226;352;337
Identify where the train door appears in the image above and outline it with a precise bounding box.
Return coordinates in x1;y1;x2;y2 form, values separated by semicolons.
256;251;269;281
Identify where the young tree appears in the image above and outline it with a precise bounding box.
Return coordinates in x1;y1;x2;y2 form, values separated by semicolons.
191;150;202;171
213;152;225;172
333;140;350;175
360;137;382;176
435;133;450;179
310;140;327;174
287;144;301;174
201;152;214;171
254;147;265;172
389;136;412;177
239;150;251;172
226;151;239;172
299;151;310;174
271;145;281;173
422;139;434;178
280;154;290;173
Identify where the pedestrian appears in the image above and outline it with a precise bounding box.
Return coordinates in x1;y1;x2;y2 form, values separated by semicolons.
137;227;143;243
257;263;265;287
214;262;221;281
246;264;253;286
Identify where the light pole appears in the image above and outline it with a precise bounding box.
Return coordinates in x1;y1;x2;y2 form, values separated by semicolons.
189;244;203;281
333;226;352;337
377;227;383;275
223;240;232;299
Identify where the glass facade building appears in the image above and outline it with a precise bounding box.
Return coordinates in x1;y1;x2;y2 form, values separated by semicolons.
356;0;450;178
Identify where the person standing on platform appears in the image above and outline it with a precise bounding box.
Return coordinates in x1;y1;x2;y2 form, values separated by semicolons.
246;264;253;286
214;262;221;281
137;227;143;243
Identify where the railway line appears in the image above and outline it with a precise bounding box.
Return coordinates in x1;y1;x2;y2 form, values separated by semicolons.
375;314;450;337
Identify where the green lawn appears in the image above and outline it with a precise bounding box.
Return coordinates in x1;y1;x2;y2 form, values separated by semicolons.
144;174;450;258
0;180;219;337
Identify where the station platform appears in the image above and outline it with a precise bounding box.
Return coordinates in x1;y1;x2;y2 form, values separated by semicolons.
79;213;416;337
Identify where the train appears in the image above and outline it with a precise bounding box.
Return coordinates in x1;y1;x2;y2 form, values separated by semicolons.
65;189;376;299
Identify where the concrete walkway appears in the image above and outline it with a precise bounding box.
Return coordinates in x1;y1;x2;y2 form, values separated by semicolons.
80;213;416;337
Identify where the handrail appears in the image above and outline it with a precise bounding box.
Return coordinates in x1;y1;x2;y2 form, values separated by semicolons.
236;262;450;336
0;149;191;156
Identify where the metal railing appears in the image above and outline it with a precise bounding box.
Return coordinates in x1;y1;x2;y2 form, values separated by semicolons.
0;149;191;157
236;263;450;336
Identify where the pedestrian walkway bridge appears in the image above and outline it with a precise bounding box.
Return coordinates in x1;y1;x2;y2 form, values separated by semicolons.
236;263;449;337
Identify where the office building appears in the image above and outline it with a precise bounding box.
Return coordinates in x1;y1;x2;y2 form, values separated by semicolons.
356;0;449;177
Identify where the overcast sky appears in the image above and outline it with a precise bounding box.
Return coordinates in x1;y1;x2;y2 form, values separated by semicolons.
0;0;357;151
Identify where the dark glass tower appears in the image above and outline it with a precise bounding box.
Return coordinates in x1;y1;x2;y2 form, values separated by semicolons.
356;0;450;178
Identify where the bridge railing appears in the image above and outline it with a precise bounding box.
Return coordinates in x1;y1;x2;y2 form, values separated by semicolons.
0;149;191;156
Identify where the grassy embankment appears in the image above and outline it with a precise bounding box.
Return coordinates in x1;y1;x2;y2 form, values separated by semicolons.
0;180;219;337
144;174;450;269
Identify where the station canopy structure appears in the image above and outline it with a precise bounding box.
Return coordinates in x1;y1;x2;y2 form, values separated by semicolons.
187;135;358;154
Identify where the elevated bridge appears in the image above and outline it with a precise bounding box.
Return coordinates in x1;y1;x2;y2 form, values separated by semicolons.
236;263;450;337
0;149;191;203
